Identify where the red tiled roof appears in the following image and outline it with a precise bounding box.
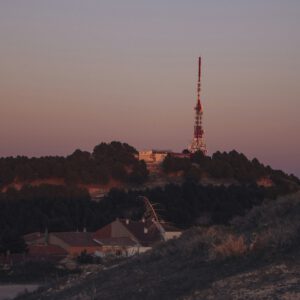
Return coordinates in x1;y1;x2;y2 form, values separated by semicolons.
94;237;137;247
93;223;112;240
51;232;99;247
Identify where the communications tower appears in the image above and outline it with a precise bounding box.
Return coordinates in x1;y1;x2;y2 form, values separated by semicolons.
188;57;207;154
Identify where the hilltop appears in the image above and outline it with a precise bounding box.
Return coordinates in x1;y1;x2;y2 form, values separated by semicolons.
0;142;299;198
0;141;148;194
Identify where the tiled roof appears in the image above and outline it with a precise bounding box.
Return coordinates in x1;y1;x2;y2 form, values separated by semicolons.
93;223;112;240
93;219;182;248
94;237;137;247
119;219;162;247
23;232;45;243
51;232;99;247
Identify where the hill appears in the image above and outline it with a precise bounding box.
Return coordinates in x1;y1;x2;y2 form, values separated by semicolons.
15;192;300;300
162;150;300;195
1;143;299;198
0;141;148;192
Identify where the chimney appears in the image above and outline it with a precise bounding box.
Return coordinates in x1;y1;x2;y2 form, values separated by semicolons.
144;227;148;234
126;219;130;225
141;218;145;223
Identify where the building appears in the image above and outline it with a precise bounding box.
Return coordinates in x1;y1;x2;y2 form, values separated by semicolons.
93;218;182;256
21;220;182;259
24;231;102;258
48;232;102;257
27;244;68;261
138;150;170;164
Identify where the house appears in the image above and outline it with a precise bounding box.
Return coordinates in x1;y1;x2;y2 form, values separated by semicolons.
27;244;68;262
138;150;170;164
93;218;182;256
138;150;191;164
0;232;68;265
48;232;102;256
24;231;102;257
20;220;182;260
157;222;182;240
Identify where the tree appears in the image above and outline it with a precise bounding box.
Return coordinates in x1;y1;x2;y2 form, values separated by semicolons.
0;230;27;254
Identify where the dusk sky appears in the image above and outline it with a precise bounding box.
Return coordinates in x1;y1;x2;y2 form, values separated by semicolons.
0;1;299;176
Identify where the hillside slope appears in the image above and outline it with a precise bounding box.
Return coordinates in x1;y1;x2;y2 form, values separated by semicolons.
15;193;300;300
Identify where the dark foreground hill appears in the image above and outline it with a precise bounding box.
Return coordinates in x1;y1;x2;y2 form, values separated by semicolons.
15;192;300;300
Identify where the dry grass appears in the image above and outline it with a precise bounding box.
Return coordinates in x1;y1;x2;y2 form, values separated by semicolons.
213;234;248;259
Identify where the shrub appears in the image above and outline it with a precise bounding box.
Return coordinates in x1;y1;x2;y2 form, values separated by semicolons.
212;234;248;259
77;250;94;264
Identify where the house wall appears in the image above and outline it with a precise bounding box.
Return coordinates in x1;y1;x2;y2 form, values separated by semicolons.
130;246;152;254
164;232;182;240
138;151;168;164
138;151;155;162
153;153;168;163
95;246;151;257
68;246;101;256
48;234;101;256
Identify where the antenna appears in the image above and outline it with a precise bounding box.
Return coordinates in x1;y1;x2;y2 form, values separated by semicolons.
188;56;207;154
198;57;201;102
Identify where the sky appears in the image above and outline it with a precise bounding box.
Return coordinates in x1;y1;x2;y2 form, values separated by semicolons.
0;0;299;176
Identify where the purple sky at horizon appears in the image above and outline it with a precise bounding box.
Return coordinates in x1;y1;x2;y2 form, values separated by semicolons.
0;1;299;176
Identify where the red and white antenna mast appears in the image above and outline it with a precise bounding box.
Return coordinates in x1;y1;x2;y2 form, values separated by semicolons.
188;57;207;154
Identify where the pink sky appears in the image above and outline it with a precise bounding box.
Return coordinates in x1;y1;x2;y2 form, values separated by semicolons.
0;1;299;176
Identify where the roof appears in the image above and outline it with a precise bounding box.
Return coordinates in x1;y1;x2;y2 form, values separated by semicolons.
93;224;112;240
94;237;137;247
170;152;191;158
93;219;181;247
51;232;99;247
119;219;162;247
23;232;45;244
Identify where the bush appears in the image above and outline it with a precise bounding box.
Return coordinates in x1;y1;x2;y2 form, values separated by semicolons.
77;250;94;264
213;234;248;258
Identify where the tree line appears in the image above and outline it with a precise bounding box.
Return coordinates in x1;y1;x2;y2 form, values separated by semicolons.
0;141;148;187
163;150;299;194
0;181;269;254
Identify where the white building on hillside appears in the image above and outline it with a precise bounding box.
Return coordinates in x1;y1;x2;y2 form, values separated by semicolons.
138;150;170;164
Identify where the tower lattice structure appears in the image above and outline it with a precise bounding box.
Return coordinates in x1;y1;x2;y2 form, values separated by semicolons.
188;57;207;154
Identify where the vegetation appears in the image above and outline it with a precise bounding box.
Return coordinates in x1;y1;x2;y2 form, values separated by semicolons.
14;192;300;300
0;260;79;283
0;181;267;254
163;150;299;194
77;250;102;265
0;141;148;187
